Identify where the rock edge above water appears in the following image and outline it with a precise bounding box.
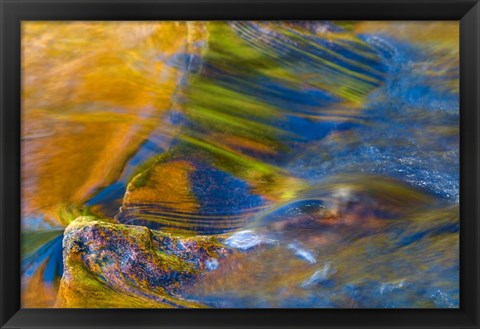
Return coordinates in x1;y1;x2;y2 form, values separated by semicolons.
56;216;230;308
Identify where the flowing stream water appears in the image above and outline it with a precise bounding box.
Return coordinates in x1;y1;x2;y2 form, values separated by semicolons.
21;21;459;308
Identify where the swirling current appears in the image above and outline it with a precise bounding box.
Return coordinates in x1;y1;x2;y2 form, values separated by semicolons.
21;21;459;308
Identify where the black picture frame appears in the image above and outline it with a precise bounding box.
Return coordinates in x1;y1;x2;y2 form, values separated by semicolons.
1;0;479;328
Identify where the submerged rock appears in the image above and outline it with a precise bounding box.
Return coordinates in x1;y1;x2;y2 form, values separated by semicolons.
56;216;230;308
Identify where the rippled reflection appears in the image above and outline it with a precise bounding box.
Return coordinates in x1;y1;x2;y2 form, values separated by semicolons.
21;21;458;308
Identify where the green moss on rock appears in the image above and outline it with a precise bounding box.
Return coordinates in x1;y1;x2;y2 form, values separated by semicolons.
56;216;230;308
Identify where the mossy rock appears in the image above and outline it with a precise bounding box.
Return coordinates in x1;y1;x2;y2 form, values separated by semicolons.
56;216;230;308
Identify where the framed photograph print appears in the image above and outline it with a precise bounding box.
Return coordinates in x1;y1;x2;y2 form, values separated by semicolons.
1;0;479;328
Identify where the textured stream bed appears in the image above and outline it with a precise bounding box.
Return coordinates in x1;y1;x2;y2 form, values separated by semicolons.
21;21;459;308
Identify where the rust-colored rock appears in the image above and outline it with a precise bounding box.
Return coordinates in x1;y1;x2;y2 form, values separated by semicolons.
56;217;230;308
